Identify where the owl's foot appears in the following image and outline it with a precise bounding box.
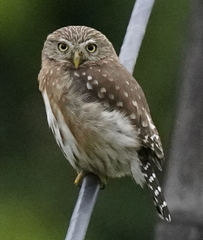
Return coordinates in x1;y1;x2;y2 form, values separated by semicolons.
74;171;85;186
74;171;107;189
99;176;107;189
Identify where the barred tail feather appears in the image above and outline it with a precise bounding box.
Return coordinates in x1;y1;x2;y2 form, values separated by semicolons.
140;162;171;222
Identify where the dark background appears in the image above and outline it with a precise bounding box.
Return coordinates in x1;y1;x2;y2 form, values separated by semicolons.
1;0;189;239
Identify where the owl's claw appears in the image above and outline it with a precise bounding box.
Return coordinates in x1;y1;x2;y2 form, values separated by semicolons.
99;177;107;189
74;171;85;186
74;171;107;189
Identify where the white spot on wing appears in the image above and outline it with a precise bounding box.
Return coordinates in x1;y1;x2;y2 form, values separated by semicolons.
142;120;148;127
157;186;161;192
124;92;129;97
87;75;92;80
146;113;156;130
143;162;150;170
86;82;93;90
116;102;123;107
154;190;159;196
100;87;106;93
92;80;99;85
98;92;104;98
108;94;114;99
132;101;138;107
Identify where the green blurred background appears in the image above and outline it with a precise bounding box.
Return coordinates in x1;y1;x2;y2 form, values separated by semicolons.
1;0;189;239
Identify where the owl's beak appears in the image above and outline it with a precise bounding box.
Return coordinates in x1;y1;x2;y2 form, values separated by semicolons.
73;50;82;69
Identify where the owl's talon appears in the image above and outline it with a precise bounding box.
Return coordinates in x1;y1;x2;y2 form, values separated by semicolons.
74;171;107;189
74;171;85;186
98;176;107;189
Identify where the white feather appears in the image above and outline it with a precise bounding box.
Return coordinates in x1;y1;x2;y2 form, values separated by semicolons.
42;90;79;168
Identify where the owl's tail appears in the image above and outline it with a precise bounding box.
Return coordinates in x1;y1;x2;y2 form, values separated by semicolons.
140;161;171;222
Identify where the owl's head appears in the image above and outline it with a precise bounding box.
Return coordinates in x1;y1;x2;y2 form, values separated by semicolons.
41;26;118;68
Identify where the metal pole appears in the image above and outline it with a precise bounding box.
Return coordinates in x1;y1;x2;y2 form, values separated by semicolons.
64;174;100;240
120;0;155;74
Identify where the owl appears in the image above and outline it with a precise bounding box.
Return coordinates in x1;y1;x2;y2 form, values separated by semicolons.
38;26;171;222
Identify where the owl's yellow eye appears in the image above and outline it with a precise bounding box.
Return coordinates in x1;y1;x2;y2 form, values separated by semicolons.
58;43;69;52
86;43;97;53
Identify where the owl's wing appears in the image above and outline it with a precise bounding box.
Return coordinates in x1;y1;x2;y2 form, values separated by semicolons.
72;61;164;170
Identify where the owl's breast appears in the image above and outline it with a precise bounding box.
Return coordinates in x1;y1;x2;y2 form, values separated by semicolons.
42;83;142;180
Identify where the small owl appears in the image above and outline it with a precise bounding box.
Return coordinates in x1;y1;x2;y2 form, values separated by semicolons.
38;26;171;222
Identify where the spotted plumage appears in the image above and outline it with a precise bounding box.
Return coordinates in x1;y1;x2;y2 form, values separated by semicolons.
38;26;171;222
